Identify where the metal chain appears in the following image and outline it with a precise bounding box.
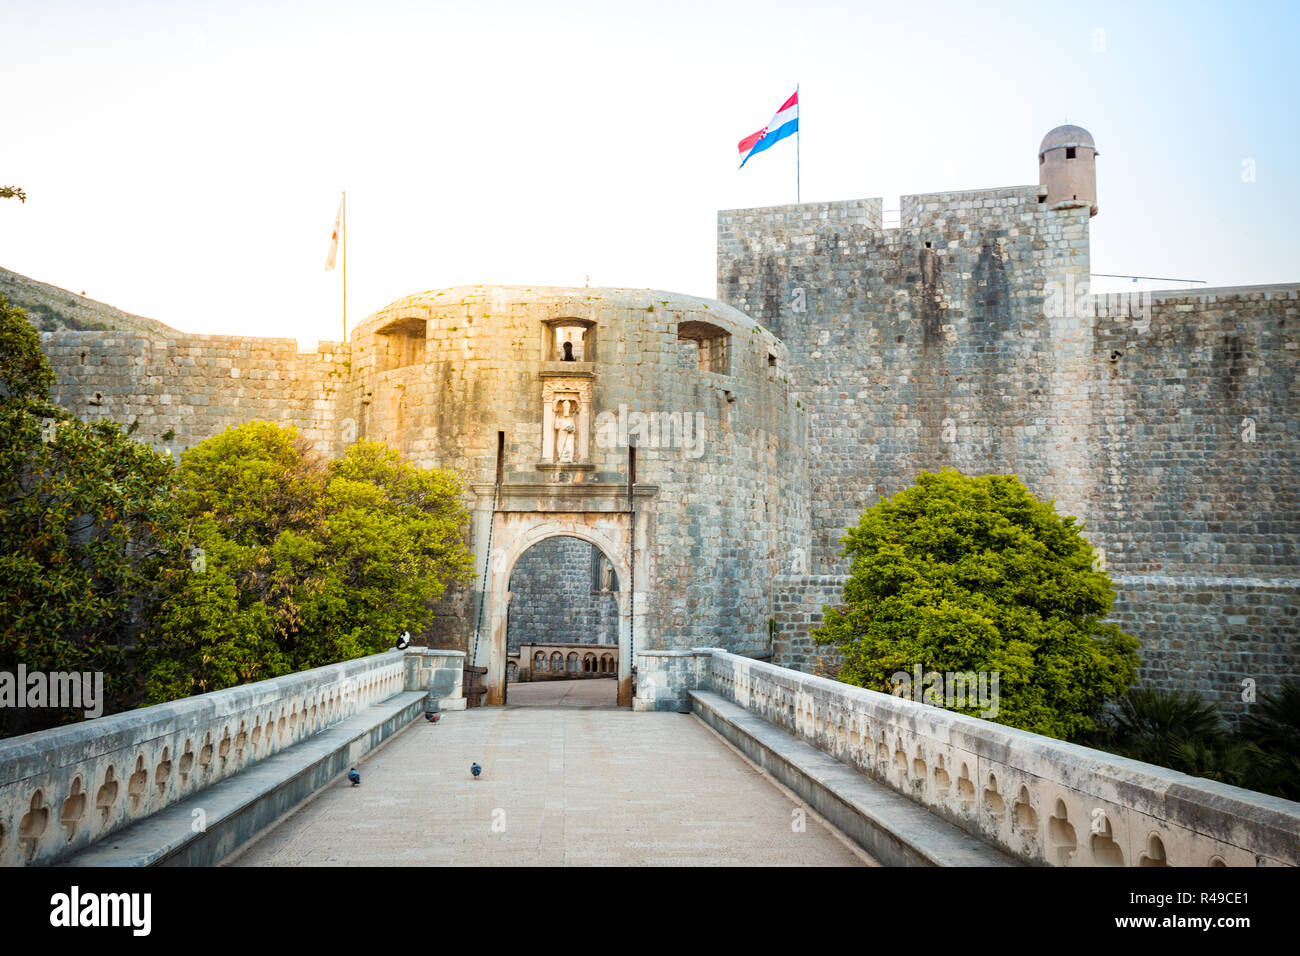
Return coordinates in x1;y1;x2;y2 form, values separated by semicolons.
469;482;499;681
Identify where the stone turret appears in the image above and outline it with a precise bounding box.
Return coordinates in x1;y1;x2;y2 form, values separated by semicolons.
1039;124;1098;216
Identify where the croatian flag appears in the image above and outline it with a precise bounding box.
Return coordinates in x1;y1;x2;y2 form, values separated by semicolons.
738;91;799;168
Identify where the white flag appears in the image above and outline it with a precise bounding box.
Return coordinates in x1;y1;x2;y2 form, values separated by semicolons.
325;196;343;270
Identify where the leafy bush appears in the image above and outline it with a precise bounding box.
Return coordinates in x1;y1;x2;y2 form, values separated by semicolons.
1237;681;1300;800
1097;682;1300;800
141;422;474;701
1107;687;1227;768
813;469;1139;739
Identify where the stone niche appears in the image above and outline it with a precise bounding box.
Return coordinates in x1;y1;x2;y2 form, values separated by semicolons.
541;375;592;465
539;318;597;467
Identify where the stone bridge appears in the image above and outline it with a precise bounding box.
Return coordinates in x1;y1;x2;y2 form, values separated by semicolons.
1;648;1297;867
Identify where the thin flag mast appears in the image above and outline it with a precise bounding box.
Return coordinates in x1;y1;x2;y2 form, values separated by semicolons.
341;191;347;345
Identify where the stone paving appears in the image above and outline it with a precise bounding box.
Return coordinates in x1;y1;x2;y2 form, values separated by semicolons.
228;682;873;866
504;678;619;708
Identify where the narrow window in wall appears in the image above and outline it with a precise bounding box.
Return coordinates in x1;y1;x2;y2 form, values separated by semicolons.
375;317;427;371
545;320;596;362
677;320;731;374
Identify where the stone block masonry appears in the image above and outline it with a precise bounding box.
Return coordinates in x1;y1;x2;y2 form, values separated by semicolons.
40;330;351;459
719;191;1299;722
719;186;1093;575
770;574;846;672
1087;285;1300;580
1110;575;1299;721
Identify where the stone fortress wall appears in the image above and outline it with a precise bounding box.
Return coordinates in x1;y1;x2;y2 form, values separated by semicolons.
29;125;1298;720
718;186;1095;571
1089;285;1300;714
39;331;349;459
717;178;1299;719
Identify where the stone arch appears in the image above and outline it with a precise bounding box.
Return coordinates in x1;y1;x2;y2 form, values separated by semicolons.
481;515;640;706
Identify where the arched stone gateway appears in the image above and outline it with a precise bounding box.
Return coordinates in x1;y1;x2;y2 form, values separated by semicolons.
473;499;655;707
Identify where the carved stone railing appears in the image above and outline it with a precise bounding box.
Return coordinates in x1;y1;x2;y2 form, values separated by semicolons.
0;648;462;866
638;648;1300;866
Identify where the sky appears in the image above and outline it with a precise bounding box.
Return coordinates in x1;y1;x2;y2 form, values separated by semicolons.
1;0;1296;347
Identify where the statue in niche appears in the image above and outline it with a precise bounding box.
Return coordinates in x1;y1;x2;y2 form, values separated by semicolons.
554;399;576;463
600;560;615;592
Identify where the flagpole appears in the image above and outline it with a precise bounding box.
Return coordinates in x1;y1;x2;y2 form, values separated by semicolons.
341;191;347;345
796;83;801;204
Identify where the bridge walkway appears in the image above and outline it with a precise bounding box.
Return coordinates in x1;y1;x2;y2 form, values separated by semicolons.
227;681;875;866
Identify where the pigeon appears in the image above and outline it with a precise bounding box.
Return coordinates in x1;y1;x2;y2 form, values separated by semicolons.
425;712;441;723
470;762;482;780
396;631;411;650
347;767;361;787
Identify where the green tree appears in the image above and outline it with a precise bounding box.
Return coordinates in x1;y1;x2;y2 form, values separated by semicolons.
0;295;183;735
0;186;25;203
1103;687;1229;771
813;469;1138;739
142;423;473;701
1091;682;1300;799
1237;680;1300;800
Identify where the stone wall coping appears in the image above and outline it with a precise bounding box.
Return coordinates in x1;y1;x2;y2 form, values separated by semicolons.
720;185;1043;219
1146;282;1300;301
718;197;881;217
352;285;766;340
0;650;411;866
1112;573;1300;589
403;647;467;659
635;648;714;658
904;183;1042;201
0;650;405;778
